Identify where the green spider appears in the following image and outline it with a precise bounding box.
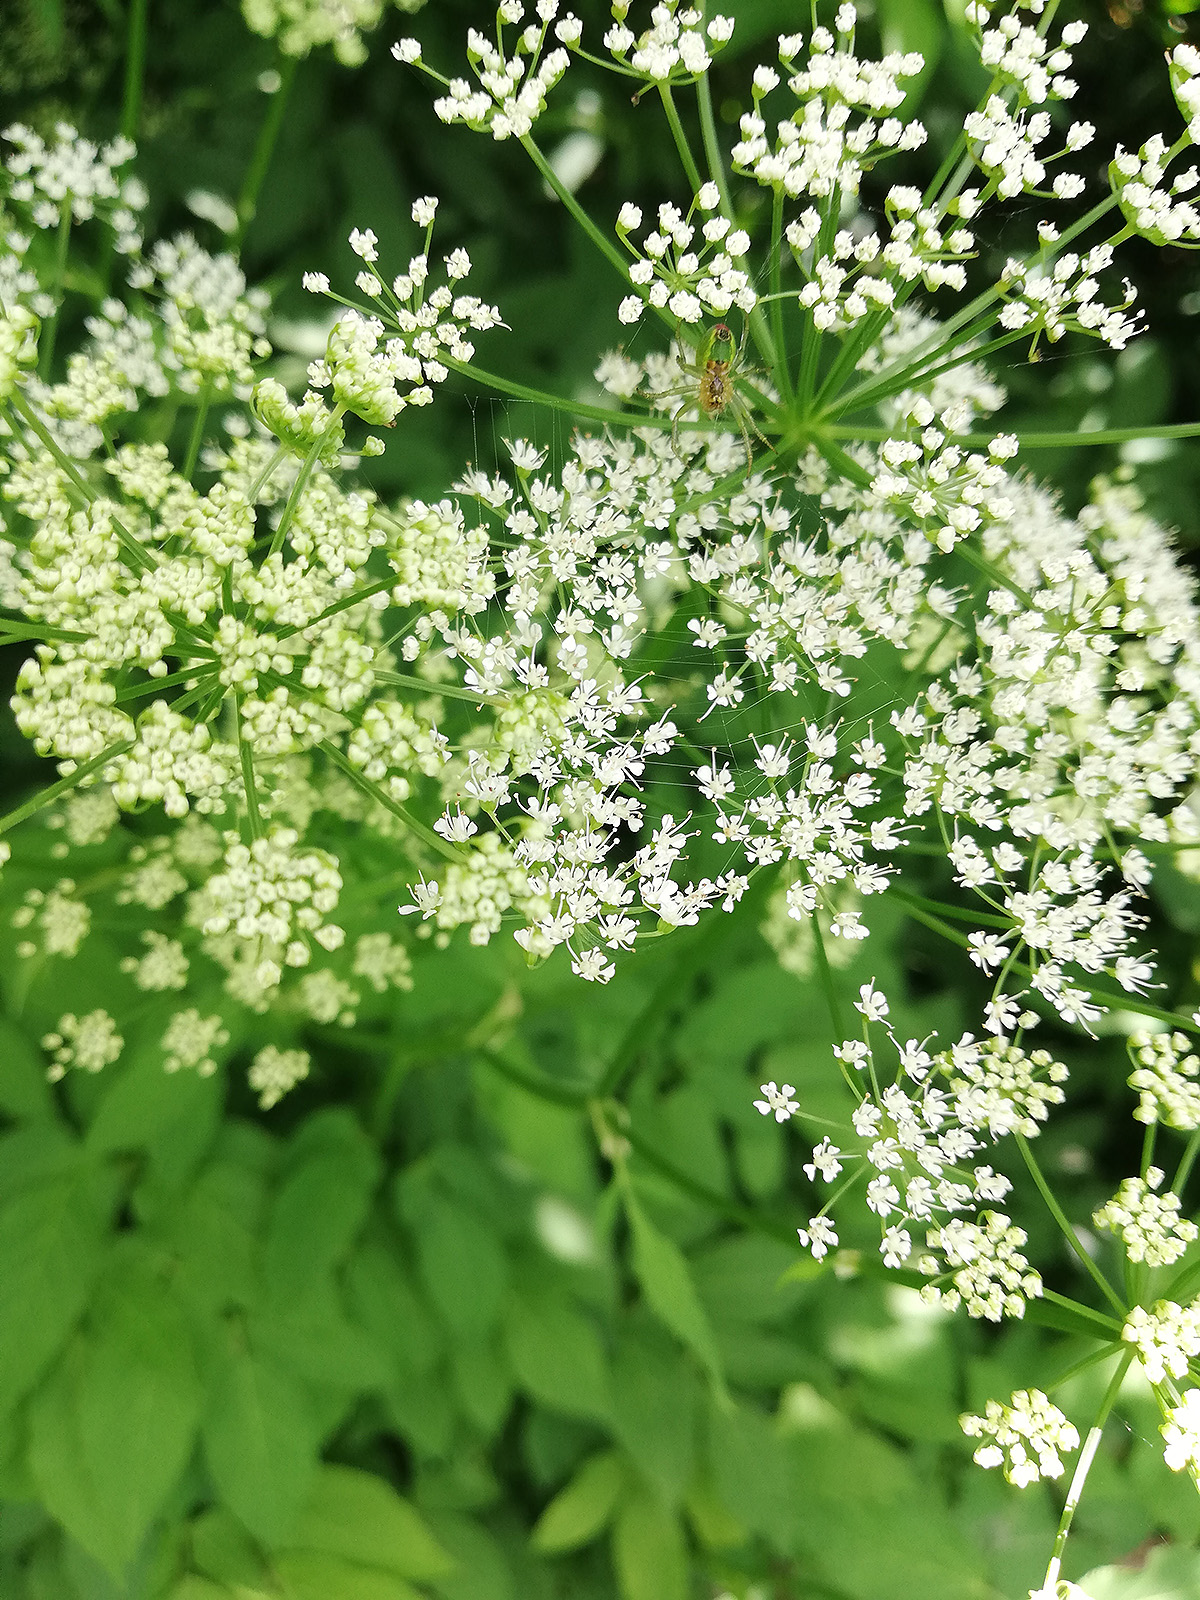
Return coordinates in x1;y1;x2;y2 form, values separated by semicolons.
651;320;771;468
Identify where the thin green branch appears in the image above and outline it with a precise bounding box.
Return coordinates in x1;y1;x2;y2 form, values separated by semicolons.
121;0;150;140
0;741;134;837
1015;1132;1126;1317
235;54;299;250
233;695;264;842
441;355;675;431
658;84;704;194
1039;1352;1133;1596
318;739;468;864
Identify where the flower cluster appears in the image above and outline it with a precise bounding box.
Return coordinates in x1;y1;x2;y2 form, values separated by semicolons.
1161;1390;1200;1479
731;16;927;202
1128;1030;1200;1130
41;1010;124;1081
1093;1168;1198;1267
395;4;573;141
616;189;754;326
243;0;427;67
300;201;503;429
3;121;145;244
1122;1300;1200;1385
960;1390;1080;1486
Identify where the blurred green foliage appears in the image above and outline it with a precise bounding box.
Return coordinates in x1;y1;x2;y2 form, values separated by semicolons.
4;1;1200;1598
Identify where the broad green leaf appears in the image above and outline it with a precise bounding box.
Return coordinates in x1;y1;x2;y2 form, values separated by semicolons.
624;1194;722;1387
531;1450;623;1554
345;1236;440;1375
0;1018;54;1120
263;1122;379;1307
85;1052;219;1159
409;1192;507;1340
274;1549;423;1600
190;1506;269;1587
0;1162;114;1423
1083;1544;1200;1598
28;1250;201;1575
290;1464;453;1581
168;1580;241;1600
420;1513;513;1600
786;1398;988;1600
706;1398;801;1548
611;1486;687;1600
201;1342;319;1546
504;1292;610;1422
158;1157;265;1316
451;1334;512;1433
690;1234;808;1327
251;1287;388;1392
0;1124;78;1206
609;1330;699;1505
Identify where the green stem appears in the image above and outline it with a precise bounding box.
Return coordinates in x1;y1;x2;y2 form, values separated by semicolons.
441;356;675;431
318;739;468;864
827;331;1027;421
1015;1132;1126;1317
1039;1352;1132;1595
6;390;155;574
658;84;704;194
0;620;90;645
121;0;150;140
477;1046;589;1107
235;54;299;251
520;134;633;283
37;202;74;380
374;669;511;707
621;1116;798;1243
233;695;263;842
0;740;134;837
769;186;792;404
948;422;1200;451
182;387;211;479
1174;1125;1200;1197
269;412;341;559
273;573;394;641
810;909;846;1040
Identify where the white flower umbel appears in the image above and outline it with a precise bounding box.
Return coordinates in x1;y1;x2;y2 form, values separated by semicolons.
1093;1168;1199;1267
1122;1300;1200;1384
961;1390;1080;1486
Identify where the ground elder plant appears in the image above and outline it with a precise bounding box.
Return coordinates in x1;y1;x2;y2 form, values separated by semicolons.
6;1;1200;1596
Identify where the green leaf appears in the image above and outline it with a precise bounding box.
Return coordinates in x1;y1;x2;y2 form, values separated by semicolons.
0;1018;55;1120
28;1250;200;1575
0;1160;114;1423
451;1334;512;1433
609;1329;699;1505
1082;1543;1200;1598
85;1053;219;1160
158;1156;265;1316
201;1340;319;1547
504;1292;610;1422
624;1194;723;1388
251;1287;388;1392
290;1464;454;1582
168;1579;241;1600
190;1505;270;1587
611;1486;688;1600
345;1237;440;1376
531;1450;623;1554
275;1550;424;1600
263;1119;379;1307
409;1191;508;1340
